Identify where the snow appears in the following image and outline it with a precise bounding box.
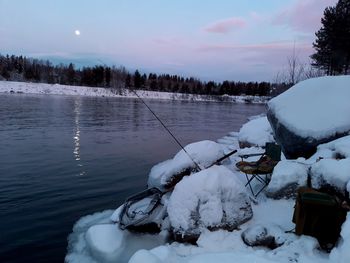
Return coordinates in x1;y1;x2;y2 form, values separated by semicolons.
65;210;168;263
167;165;251;235
266;160;309;193
330;214;350;263
306;135;350;192
110;205;123;223
65;80;350;262
86;225;126;261
315;135;350;159
268;76;350;140
128;199;330;263
0;80;269;103
238;116;275;147
147;140;225;191
311;158;350;193
129;249;162;263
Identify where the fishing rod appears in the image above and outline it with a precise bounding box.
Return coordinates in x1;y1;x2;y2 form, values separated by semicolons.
130;89;202;171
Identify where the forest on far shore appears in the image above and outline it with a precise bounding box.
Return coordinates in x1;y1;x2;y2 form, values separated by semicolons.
0;54;289;97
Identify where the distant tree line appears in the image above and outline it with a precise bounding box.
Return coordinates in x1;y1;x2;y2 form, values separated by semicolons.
0;53;274;96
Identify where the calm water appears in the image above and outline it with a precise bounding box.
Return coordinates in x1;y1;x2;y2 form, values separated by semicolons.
0;94;265;263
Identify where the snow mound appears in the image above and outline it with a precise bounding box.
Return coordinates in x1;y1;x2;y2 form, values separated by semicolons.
65;210;167;263
316;135;350;159
241;224;285;249
86;224;126;261
266;160;309;199
330;213;350;263
147;140;224;191
268;76;350;139
311;158;350;193
238;116;275;147
167;165;252;240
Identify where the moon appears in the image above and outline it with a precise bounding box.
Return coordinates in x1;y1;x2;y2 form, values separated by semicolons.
74;30;81;36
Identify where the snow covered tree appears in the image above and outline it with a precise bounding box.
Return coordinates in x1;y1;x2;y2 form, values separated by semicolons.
311;0;350;75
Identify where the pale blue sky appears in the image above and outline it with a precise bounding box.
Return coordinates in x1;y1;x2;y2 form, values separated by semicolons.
0;0;337;81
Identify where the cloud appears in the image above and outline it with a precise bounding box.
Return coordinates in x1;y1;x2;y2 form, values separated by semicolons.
197;41;311;53
204;17;246;34
272;0;338;33
195;41;314;77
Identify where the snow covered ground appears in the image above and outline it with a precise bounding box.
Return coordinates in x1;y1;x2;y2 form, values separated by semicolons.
65;114;350;263
0;81;269;103
64;76;350;263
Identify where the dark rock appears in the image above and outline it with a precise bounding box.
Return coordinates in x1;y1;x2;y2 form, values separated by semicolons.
265;182;300;200
267;109;349;159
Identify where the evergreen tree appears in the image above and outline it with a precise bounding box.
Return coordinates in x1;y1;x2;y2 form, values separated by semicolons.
125;73;131;88
311;0;350;75
67;63;75;85
133;70;142;88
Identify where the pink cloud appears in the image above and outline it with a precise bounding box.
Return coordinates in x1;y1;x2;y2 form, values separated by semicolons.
273;0;338;33
196;41;314;70
197;41;312;53
204;17;246;34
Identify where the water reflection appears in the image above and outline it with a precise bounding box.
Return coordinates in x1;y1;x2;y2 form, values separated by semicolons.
73;98;85;176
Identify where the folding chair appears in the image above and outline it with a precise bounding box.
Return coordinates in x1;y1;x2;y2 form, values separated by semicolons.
236;143;281;197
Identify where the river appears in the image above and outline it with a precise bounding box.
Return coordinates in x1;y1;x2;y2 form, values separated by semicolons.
0;94;265;262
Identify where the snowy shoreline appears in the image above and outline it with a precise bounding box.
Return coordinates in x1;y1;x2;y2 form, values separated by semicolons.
0;81;269;103
65;76;350;263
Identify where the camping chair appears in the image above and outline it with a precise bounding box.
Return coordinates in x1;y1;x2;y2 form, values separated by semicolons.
236;142;281;197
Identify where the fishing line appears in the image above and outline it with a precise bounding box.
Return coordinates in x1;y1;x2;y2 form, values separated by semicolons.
130;89;202;171
92;57;202;171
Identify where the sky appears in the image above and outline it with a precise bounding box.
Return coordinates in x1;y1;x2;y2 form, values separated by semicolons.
0;0;338;82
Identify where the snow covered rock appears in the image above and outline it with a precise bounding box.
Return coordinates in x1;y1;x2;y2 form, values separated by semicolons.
266;160;309;199
167;165;253;243
310;158;350;195
313;135;350;160
85;224;126;262
241;224;285;249
147;140;225;191
267;76;350;159
238;116;275;148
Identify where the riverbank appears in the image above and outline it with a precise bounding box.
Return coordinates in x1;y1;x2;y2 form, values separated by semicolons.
0;81;269;103
65;76;350;263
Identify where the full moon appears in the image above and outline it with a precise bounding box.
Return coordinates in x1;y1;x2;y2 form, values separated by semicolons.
74;30;81;36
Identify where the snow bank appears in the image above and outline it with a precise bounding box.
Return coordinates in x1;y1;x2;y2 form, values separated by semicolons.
311;158;350;193
268;76;350;139
315;135;350;159
238;116;274;147
304;135;350;193
167;165;252;239
129;199;330;263
330;213;350;263
0;80;269;103
65;97;350;262
86;224;126;261
0;81;119;97
65;210;167;263
266;160;309;199
147;140;224;191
